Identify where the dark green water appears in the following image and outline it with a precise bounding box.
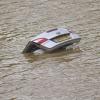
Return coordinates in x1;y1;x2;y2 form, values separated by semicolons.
0;0;100;100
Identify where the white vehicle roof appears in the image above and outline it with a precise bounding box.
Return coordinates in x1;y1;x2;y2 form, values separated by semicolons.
31;28;70;40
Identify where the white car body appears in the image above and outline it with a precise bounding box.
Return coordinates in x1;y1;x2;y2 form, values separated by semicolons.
23;28;81;53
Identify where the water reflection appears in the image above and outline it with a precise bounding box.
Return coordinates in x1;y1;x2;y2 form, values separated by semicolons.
23;46;81;63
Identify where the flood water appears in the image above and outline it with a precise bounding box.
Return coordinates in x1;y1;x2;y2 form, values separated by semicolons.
0;0;100;100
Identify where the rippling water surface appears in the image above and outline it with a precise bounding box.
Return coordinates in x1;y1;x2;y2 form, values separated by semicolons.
0;0;100;100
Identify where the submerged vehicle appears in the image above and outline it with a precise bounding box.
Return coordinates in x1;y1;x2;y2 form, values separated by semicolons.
23;28;81;54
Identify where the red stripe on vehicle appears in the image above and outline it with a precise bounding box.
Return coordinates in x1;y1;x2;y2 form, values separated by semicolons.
33;38;48;44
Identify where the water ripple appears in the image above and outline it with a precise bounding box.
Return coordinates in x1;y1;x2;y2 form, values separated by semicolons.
0;0;100;100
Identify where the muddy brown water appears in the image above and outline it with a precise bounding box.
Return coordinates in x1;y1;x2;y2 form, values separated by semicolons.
0;0;100;100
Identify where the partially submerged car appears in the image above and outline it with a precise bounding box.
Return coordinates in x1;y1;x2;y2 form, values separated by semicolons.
23;28;81;54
